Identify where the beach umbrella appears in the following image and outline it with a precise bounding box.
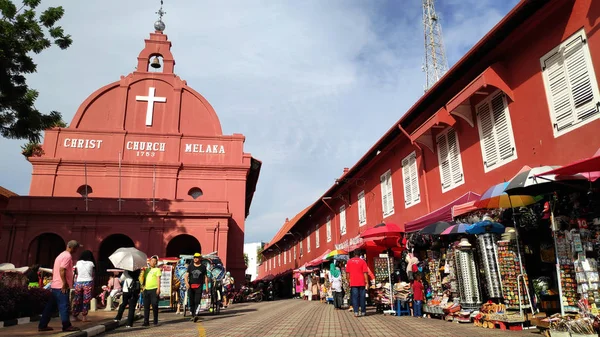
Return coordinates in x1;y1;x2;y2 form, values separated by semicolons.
325;249;348;259
505;166;587;196
360;222;404;241
440;223;470;235
465;220;505;235
475;182;540;209
109;247;148;271
419;221;454;235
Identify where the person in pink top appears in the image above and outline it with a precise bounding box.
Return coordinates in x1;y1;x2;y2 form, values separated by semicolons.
38;240;82;332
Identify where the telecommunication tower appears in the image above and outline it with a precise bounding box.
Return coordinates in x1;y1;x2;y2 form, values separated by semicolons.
422;0;449;91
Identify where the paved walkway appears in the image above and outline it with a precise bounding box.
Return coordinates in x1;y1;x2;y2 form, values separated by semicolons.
102;299;541;337
0;310;120;337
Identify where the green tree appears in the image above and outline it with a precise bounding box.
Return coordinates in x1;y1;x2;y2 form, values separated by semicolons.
243;253;249;267
0;0;72;142
256;246;264;264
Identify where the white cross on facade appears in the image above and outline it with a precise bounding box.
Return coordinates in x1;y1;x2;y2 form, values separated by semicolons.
136;87;166;126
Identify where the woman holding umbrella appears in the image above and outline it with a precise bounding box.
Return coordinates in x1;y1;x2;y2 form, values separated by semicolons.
108;247;148;327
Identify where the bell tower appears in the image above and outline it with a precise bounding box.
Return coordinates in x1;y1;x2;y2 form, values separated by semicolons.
135;0;175;74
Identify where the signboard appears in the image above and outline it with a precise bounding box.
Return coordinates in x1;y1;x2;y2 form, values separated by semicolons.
159;265;173;308
335;235;363;251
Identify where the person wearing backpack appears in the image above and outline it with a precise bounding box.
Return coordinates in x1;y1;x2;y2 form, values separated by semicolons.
114;269;141;328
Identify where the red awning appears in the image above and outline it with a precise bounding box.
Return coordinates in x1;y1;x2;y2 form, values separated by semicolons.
452;200;479;218
536;148;600;182
404;191;481;232
307;249;331;267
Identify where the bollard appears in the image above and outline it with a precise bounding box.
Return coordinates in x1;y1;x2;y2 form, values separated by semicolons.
90;298;97;312
105;296;113;311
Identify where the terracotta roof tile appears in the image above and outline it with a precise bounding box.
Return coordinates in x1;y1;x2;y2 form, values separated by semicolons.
265;203;314;250
0;186;17;198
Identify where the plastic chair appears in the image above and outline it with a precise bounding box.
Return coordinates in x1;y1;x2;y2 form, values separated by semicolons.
396;300;411;316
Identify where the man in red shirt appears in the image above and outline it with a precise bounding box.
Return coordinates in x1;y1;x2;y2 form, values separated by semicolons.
412;273;424;317
345;252;369;317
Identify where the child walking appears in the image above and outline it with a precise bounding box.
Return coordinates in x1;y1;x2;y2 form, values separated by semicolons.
412;273;424;318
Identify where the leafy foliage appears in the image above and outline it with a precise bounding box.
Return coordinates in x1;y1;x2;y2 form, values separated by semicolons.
244;253;249;267
256;246;264;264
20;141;44;157
0;0;72;142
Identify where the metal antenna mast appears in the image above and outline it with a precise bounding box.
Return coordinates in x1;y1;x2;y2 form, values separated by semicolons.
422;0;449;91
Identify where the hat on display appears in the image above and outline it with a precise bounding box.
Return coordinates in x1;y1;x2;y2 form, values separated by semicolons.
457;238;472;248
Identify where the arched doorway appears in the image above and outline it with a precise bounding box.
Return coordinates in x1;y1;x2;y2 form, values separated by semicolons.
28;233;65;268
166;234;201;257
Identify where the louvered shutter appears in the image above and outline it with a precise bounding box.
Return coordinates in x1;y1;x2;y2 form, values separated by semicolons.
437;133;451;188
339;205;347;235
402;157;412;205
545;51;575;131
380;173;388;215
564;36;598;122
491;93;514;161
477;98;498;168
409;154;420;203
315;225;320;248
447;129;463;185
358;191;366;226
386;171;394;215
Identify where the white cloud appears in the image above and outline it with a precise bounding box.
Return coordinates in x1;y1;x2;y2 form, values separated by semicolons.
0;0;518;243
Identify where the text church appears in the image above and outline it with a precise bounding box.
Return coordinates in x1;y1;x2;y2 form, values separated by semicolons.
0;17;261;283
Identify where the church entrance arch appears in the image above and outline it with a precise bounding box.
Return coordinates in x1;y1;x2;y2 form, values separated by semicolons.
28;233;65;268
166;234;201;257
98;234;135;269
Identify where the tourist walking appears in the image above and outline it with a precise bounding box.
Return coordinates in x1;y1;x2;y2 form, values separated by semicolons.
222;271;234;308
142;255;162;326
114;269;142;327
412;273;425;317
329;262;343;309
185;253;207;321
72;250;95;322
38;240;82;332
345;252;369;317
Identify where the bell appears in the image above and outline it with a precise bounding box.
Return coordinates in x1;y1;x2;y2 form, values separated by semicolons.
150;56;161;69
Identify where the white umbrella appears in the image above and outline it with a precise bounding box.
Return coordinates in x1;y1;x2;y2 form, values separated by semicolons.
109;247;147;271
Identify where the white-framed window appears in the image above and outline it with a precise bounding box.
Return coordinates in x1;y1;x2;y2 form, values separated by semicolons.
339;205;347;236
315;225;320;248
269;258;271;270
284;250;287;265
289;249;292;262
402;151;421;208
357;191;367;227
293;246;296;260
541;29;600;138
436;128;465;193
326;216;332;242
380;169;395;217
307;233;311;253
476;90;518;172
278;253;281;266
300;240;303;256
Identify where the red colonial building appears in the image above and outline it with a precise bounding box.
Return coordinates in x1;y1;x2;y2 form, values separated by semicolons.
0;25;261;282
258;0;600;280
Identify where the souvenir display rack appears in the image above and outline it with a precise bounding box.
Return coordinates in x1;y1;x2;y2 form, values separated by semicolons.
445;246;459;294
374;257;395;283
427;250;443;296
477;234;503;299
575;256;600;308
454;247;481;309
497;239;530;309
555;233;578;312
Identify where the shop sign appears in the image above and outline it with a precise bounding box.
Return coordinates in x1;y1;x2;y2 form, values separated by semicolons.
61;137;226;157
335;235;363;251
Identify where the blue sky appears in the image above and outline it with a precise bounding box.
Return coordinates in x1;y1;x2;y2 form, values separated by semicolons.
0;0;519;243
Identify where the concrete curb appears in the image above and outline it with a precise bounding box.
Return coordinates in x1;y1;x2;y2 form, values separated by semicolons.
63;315;142;337
0;315;42;328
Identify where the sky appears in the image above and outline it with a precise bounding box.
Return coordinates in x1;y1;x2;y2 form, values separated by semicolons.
0;0;520;243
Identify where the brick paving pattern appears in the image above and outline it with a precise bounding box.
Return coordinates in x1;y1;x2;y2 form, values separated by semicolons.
103;299;540;337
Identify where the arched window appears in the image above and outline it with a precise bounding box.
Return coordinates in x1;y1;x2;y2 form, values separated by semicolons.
77;185;93;197
188;187;203;200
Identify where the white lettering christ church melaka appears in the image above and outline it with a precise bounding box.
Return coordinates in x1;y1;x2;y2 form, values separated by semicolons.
62;138;226;156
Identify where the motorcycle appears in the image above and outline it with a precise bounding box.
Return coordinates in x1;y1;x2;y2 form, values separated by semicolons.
246;290;263;302
266;282;274;301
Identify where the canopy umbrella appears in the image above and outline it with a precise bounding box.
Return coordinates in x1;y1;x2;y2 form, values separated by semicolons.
535;148;600;182
465;220;505;235
419;221;454;235
475;182;540;209
505;166;588;196
440;223;470;235
360;222;404;241
361;236;399;315
109;247;148;271
325;249;348;260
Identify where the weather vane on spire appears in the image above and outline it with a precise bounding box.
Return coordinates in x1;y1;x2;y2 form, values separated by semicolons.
154;0;166;32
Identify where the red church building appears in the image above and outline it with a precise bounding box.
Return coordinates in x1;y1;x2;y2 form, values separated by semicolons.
0;24;261;282
258;0;600;280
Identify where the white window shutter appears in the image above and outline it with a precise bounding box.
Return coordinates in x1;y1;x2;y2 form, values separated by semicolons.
307;234;311;252
545;51;575;131
437;133;451;188
326;216;332;242
380;173;388;215
491;93;515;161
409;154;420;204
564;36;598;121
477;100;498;168
447;129;463;185
339;205;347;235
386;171;394;215
358;191;366;227
402;157;412;205
315;225;320;248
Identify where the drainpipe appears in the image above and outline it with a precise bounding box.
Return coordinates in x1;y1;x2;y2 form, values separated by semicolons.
398;125;431;213
321;197;337;244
